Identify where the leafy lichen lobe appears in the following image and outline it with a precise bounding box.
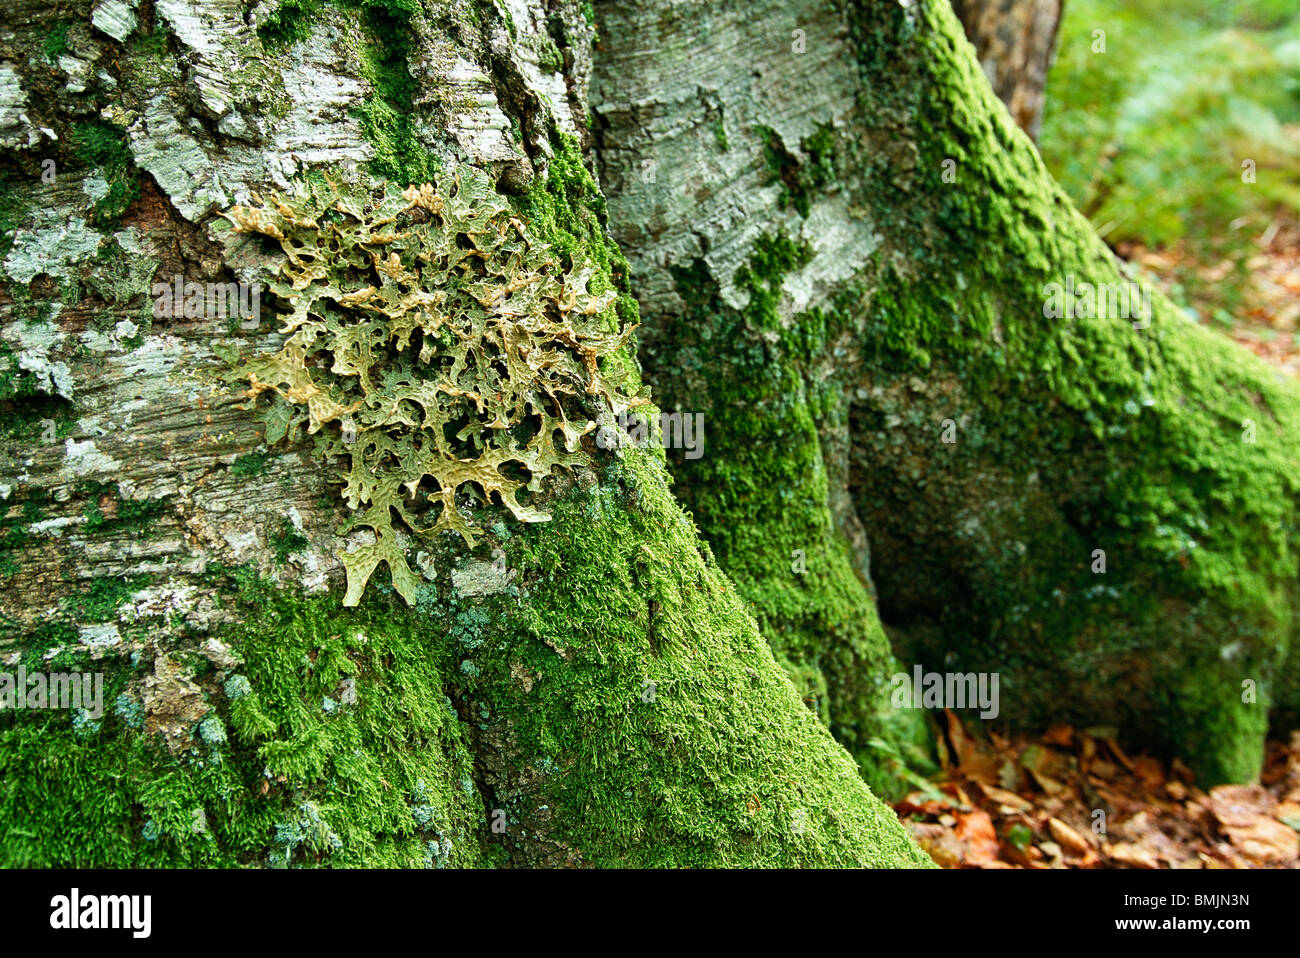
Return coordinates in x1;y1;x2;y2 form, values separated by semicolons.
220;169;636;605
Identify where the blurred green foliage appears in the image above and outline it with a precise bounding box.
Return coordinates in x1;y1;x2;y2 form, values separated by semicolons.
1041;0;1300;315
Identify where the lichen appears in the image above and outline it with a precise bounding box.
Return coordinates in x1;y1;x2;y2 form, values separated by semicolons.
218;167;636;605
0;575;487;868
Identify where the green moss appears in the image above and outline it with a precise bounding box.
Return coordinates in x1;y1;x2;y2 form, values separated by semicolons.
0;489;53;580
0;171;26;267
255;1;440;184
651;235;933;798
756;122;837;218
0;579;487;867
80;482;167;535
269;519;309;564
64;575;152;622
0;340;43;404
71;121;139;229
835;0;1300;784
257;0;324;48
712;116;729;152
536;36;564;73
44;21;71;63
229;450;270;478
520;129;641;336
350;3;441;186
440;446;933;866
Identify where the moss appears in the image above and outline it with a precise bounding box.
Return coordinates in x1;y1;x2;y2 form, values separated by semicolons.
80;481;167;535
532;35;561;73
349;2;442;186
0;171;26;267
833;0;1300;784
712;116;729;153
1;516;930;868
440;446;933;866
229;450;270;478
64;575;152;622
44;21;71;63
256;0;325;48
254;1;441;183
71;121;139;229
519;129;641;336
650;235;933;798
269;519;309;564
0;340;44;404
0;394;75;447
0;578;487;867
756;122;837;218
0;489;53;580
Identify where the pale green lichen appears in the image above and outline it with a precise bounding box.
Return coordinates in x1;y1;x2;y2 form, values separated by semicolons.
219;168;636;606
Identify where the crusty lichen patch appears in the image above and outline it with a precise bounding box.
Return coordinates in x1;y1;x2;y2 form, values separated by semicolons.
219;168;636;605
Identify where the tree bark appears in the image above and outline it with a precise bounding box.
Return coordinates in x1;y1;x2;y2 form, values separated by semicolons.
0;0;931;867
950;0;1062;142
0;0;1296;870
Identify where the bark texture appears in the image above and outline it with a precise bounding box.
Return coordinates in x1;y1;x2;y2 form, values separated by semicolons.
950;0;1062;141
593;0;1300;787
0;0;930;866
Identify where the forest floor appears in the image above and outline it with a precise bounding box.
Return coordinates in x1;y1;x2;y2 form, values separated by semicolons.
894;713;1300;869
1118;216;1300;379
891;219;1300;870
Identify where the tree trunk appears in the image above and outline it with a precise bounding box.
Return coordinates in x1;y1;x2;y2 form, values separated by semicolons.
0;0;1295;869
0;0;932;867
951;0;1062;141
590;0;1300;789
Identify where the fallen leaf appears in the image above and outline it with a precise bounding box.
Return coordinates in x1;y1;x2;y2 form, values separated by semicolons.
1207;785;1275;829
1223;819;1299;865
1049;817;1091;854
980;783;1033;812
955;809;1000;865
1109;842;1160;868
1043;724;1074;747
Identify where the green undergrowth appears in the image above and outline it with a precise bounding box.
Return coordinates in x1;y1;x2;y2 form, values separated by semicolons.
1041;0;1300;320
839;0;1300;784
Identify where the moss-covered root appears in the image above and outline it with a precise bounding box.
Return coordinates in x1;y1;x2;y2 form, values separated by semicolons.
844;0;1300;784
0;592;487;867
0;453;933;868
656;245;934;799
451;448;932;867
